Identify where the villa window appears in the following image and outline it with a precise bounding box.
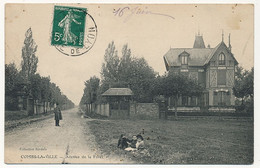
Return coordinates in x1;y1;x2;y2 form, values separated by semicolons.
217;70;226;85
181;56;188;65
219;53;225;65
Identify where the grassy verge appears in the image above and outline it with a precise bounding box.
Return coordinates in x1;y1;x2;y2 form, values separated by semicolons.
88;117;253;164
5;110;54;131
5;110;29;121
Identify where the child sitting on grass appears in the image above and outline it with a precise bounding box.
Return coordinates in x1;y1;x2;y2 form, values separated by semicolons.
124;135;138;151
136;134;145;150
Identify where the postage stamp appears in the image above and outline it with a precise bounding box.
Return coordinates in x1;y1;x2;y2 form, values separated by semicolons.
51;6;97;56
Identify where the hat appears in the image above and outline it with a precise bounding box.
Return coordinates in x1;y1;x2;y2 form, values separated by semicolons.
137;134;144;140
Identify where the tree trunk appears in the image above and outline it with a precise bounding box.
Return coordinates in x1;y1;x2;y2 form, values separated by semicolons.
164;98;167;120
43;101;46;113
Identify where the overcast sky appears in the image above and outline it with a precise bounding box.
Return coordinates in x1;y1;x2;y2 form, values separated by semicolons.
5;4;254;105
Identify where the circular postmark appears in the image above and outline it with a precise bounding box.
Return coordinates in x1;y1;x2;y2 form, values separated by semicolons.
51;6;97;56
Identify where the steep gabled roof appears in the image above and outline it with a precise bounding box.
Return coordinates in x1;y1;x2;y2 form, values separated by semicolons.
203;42;222;64
163;40;238;70
102;88;133;96
163;48;213;67
204;41;238;65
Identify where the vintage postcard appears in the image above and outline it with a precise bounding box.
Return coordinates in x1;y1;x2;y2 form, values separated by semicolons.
4;3;254;164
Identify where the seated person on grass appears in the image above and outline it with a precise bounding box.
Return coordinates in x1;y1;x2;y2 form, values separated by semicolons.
136;134;145;150
117;134;129;149
124;135;138;151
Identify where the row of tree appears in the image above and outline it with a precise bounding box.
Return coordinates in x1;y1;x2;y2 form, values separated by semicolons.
5;28;74;113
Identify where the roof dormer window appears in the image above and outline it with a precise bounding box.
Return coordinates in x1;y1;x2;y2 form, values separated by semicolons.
219;53;225;65
181;55;188;65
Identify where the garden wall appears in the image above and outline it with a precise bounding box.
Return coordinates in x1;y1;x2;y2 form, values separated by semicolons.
95;103;110;117
130;102;159;119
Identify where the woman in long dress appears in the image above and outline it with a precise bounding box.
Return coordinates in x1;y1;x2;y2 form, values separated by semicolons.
58;10;81;45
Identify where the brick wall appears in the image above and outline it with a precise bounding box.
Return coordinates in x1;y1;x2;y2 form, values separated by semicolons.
130;102;159;119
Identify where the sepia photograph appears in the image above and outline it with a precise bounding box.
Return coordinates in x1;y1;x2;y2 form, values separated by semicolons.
4;3;254;164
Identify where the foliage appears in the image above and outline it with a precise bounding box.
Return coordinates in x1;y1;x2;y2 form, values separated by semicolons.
152;73;204;117
5;28;74;112
80;76;100;105
152;73;204;98
5;63;21;95
21;28;38;81
233;66;254;99
40;76;51;102
233;66;254;113
5;64;74;111
48;82;74;108
101;41;120;83
5;63;24;110
100;42;157;102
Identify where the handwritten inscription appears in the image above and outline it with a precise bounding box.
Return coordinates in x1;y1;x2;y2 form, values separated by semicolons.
113;6;175;22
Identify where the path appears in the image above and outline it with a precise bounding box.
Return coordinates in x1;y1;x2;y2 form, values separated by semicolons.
5;108;129;164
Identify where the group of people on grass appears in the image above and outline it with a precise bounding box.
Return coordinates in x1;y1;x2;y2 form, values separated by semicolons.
117;134;145;151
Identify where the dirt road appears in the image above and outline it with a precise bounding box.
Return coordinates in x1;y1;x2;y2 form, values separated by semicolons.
5;108;128;164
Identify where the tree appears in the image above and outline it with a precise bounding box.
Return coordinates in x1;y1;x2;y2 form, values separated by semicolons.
20;28;38;115
101;41;120;84
127;57;156;102
153;73;204;118
49;82;75;110
40;76;51;113
233;66;254;105
243;67;254;98
30;73;42;101
5;63;23;110
40;77;51;101
233;66;254;113
5;63;19;96
100;42;156;102
21;28;38;81
80;76;100;114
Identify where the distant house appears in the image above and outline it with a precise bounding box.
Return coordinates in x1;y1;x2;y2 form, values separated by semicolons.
163;33;238;111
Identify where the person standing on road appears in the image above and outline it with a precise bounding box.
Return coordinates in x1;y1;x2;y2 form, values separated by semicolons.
54;103;62;126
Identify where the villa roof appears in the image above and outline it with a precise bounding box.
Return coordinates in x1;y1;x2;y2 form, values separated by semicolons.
163;36;238;71
164;48;214;67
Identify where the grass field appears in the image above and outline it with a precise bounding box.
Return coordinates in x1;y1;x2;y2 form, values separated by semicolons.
88;117;253;164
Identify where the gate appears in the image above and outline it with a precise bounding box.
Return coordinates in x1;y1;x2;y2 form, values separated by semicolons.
110;101;130;118
158;101;168;119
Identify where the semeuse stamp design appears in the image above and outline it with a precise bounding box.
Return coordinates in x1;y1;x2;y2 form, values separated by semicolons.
51;6;97;56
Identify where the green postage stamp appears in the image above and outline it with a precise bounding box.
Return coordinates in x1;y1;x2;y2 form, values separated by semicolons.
51;5;97;56
51;6;87;48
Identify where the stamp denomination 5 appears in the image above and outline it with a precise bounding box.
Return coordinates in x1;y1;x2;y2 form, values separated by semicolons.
51;6;97;56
